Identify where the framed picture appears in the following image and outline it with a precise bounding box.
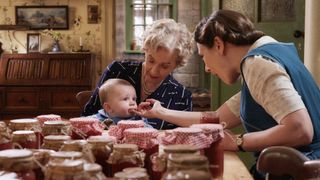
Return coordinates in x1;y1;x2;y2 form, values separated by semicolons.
27;33;41;53
87;5;99;24
15;6;69;30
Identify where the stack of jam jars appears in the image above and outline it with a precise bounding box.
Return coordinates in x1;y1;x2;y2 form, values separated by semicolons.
122;128;159;176
191;123;224;178
107;144;145;176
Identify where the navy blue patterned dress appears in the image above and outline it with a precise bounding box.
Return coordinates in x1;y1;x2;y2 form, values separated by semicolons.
82;60;193;130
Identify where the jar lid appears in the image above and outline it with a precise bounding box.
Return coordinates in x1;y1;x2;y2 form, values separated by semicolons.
10;118;38;124
87;135;115;143
49;159;84;172
44;135;71;141
0;171;19;179
118;120;145;129
173;127;203;135
123;128;159;138
168;154;208;165
163;144;199;154
50;151;83;159
37;114;61;120
0;149;33;159
12;130;35;135
83;163;102;173
114;171;148;179
123;167;147;173
113;144;138;152
44;120;69;126
69;117;99;124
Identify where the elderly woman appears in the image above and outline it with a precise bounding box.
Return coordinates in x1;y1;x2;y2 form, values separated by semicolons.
82;19;194;130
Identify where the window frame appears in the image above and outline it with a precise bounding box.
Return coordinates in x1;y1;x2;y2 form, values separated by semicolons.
125;0;177;51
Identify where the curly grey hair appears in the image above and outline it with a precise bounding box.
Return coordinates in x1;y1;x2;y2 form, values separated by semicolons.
141;19;194;67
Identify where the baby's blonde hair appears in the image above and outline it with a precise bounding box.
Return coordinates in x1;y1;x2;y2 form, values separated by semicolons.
99;78;134;104
141;19;194;67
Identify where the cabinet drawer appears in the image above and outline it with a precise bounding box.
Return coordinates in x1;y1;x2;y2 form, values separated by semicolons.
6;91;39;108
50;91;78;108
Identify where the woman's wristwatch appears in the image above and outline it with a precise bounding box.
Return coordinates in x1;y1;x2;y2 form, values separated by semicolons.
236;134;245;152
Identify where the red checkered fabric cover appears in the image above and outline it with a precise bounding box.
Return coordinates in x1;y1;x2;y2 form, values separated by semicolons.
190;124;224;142
160;127;212;149
123;128;159;149
108;120;145;141
36;114;61;126
69;117;105;137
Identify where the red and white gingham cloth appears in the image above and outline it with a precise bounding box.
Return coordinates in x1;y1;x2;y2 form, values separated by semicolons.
36;114;61;126
160;127;212;149
108;120;145;140
69;117;105;137
122;128;159;149
190;124;224;142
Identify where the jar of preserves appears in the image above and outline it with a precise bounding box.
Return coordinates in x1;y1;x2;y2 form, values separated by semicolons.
41;135;71;151
36;114;61;126
151;144;199;180
44;159;88;180
9;119;42;148
0;122;12;150
162;154;210;179
123;128;159;176
69;117;105;139
60;140;95;163
32;149;55;180
42;120;71;136
107;144;145;176
108;120;145;141
0;149;36;180
87;135;114;177
83;163;107;180
12;130;38;149
191;123;224;178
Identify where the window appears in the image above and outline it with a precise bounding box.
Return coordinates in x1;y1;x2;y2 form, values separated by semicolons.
126;0;177;51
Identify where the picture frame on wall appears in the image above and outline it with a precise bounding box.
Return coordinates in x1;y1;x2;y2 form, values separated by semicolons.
27;33;41;53
15;6;69;30
87;5;99;24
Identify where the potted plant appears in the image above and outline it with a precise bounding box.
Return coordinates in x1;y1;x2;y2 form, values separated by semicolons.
42;29;63;52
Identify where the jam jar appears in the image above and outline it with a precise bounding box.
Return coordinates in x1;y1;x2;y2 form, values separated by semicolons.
12;130;38;149
69;117;105;139
108;120;145;141
42;120;71;136
41;135;71;151
44;159;88;180
87;135;114;177
191;123;224;178
32;149;55;180
60;140;95;163
151;144;199;180
107;144;145;176
0;149;36;180
0;121;12;150
162;154;211;179
36;114;61;126
83;163;107;180
9;118;42;148
123;128;159;177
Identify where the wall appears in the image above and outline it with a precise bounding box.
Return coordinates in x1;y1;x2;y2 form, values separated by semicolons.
0;0;103;82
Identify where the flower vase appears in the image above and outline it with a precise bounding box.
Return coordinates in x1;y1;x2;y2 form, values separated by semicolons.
52;40;61;52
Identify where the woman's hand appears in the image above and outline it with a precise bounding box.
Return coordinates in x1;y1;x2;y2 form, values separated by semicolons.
130;99;164;119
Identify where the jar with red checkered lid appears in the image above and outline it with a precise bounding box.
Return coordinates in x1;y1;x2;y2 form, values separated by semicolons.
123;128;159;177
12;130;38;149
36;114;61;126
107;143;145;176
87;135;114;177
9;118;42;148
42;135;71;151
0;122;12;150
108;120;145;141
191;123;224;178
69;117;105;139
0;149;36;180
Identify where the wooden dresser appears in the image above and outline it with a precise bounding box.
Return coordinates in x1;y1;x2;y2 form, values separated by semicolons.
0;53;95;120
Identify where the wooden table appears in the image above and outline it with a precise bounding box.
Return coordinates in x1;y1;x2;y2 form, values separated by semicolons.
223;151;253;180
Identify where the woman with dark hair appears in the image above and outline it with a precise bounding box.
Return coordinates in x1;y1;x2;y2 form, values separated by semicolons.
134;10;320;179
82;19;194;130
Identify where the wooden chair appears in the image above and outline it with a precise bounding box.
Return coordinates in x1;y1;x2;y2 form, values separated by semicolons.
75;90;92;111
257;146;320;180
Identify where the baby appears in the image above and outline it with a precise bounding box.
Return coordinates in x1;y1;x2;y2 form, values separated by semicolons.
91;78;150;127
